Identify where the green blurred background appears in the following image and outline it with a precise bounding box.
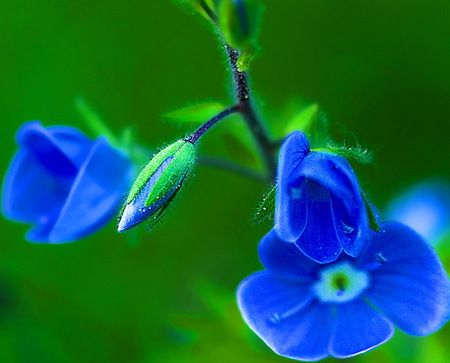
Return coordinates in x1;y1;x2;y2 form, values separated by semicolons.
0;0;449;362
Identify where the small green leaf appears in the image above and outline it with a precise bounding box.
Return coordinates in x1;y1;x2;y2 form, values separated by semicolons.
75;97;120;148
253;184;276;223
283;103;319;135
362;193;380;232
237;46;256;72
163;103;227;123
326;146;373;164
218;0;262;50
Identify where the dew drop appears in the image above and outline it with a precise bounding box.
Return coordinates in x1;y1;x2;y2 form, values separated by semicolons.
341;220;355;234
269;313;281;324
376;252;387;264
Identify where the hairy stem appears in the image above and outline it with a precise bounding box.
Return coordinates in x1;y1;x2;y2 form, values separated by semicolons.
225;45;277;181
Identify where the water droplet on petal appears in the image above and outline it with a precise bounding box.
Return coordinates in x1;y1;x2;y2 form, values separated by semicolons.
269;313;281;324
376;252;387;264
342;220;355;234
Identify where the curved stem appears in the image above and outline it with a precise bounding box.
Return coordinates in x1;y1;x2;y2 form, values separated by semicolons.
186;105;240;144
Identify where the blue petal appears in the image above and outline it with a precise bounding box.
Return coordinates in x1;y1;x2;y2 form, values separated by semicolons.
275;131;310;242
2;150;71;222
386;179;450;244
292;179;343;263
329;299;394;358
295;153;368;257
259;229;320;280
17;121;92;176
359;222;450;335
47;125;93;167
30;137;132;243
237;271;332;361
275;142;368;262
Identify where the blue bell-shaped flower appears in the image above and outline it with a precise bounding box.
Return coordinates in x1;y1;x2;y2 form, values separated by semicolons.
275;131;369;263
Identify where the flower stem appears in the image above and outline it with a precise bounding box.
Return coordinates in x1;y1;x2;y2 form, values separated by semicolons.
225;45;277;181
186;105;240;144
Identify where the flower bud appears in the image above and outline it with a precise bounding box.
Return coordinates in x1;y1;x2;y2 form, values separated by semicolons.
118;140;196;232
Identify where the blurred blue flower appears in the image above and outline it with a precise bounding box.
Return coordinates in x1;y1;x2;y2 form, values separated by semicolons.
2;121;133;243
237;222;450;361
275;131;369;263
386;179;450;245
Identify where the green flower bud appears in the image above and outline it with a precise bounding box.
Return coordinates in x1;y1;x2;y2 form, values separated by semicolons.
118;140;196;232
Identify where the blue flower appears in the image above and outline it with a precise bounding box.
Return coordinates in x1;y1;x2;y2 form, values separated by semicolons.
275;131;369;263
387;179;450;245
2;121;133;243
237;223;450;361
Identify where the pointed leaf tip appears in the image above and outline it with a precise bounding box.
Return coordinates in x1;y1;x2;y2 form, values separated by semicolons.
253;184;276;223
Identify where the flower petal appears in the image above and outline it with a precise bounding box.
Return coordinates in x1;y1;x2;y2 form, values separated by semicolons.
360;222;450;335
47;125;93;167
292;179;343;263
275;131;310;242
292;153;359;212
2;150;70;222
237;271;332;361
17;121;91;176
275;136;368;262
295;152;368;258
259;229;319;280
386;179;450;244
45;137;132;242
329;299;394;358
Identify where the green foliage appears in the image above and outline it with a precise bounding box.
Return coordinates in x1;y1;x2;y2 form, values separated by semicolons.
361;192;380;232
188;0;218;23
327;133;373;164
163;103;227;123
253;184;276;223
283;103;319;136
218;0;262;51
326;146;373;164
237;46;257;72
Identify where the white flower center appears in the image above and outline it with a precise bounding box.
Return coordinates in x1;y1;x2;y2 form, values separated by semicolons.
313;261;369;303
